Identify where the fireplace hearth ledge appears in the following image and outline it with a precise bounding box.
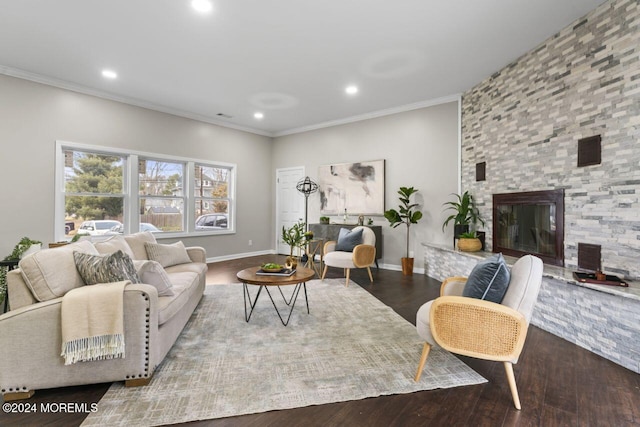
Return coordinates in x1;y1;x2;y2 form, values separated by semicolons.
423;242;640;374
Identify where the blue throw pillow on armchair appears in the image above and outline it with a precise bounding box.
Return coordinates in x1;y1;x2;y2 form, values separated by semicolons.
335;228;363;252
463;253;511;303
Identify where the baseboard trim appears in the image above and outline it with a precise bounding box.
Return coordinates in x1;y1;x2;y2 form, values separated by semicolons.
206;249;276;264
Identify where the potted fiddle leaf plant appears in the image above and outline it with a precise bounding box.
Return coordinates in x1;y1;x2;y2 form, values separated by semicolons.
442;191;485;250
384;186;423;275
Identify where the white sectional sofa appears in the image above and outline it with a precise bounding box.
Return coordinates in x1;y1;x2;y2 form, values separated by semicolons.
0;232;206;401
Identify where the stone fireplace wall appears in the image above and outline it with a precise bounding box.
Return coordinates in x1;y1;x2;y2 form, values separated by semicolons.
461;0;640;279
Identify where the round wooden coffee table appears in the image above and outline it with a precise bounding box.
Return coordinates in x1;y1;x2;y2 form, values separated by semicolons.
237;266;315;326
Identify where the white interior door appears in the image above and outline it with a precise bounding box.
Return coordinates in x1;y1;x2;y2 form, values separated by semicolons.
276;167;305;255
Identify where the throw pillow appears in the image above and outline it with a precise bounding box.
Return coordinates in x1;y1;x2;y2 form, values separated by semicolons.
124;231;157;260
144;241;192;268
462;253;511;303
19;240;99;302
93;235;136;259
335;228;363;252
133;260;175;297
73;250;140;286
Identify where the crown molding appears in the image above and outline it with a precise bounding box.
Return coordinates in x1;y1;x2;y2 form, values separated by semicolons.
0;65;274;137
2;65;460;139
273;94;461;137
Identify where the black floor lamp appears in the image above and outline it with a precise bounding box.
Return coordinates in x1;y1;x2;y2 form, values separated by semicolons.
296;176;318;231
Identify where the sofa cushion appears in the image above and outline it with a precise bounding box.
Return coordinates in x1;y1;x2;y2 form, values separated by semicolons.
156;271;200;325
124;231;157;260
462;253;511;303
93;235;135;259
73;250;140;286
145;241;192;268
134;260;175;297
18;240;99;302
164;261;208;276
335;228;363;252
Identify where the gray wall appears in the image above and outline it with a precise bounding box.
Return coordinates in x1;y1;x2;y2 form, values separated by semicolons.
272;101;460;271
0;74;274;259
461;0;640;278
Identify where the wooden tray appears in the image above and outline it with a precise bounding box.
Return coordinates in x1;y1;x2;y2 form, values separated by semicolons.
573;272;628;287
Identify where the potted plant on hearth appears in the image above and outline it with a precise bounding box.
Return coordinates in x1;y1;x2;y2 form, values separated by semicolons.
384;186;423;275
457;231;483;252
442;191;485;250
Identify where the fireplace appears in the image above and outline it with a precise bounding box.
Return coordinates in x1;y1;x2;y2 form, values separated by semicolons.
492;189;564;266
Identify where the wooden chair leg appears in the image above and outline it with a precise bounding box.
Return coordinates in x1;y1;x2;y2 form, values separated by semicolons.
345;268;351;286
366;266;373;283
414;342;431;382
504;362;522;410
321;265;328;280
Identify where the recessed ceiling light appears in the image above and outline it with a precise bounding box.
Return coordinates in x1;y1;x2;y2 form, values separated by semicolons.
101;69;118;79
254;112;264;120
191;0;213;13
345;85;358;95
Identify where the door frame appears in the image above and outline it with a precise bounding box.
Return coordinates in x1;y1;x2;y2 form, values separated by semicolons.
275;166;305;254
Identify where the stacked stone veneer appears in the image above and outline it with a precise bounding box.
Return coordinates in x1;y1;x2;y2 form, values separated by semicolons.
423;243;640;373
461;0;640;279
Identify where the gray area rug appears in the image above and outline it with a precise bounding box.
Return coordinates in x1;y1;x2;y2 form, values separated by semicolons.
82;279;486;426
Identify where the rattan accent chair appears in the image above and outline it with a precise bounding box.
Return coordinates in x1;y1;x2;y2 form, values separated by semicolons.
321;226;376;287
415;254;543;410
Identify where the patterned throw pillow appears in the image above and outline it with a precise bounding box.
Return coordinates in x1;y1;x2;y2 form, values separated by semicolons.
144;241;192;268
73;250;140;286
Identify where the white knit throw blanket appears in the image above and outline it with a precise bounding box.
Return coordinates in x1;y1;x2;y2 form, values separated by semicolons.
61;280;129;365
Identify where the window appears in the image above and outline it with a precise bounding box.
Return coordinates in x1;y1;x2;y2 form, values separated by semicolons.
139;159;185;232
55;141;236;240
63;151;125;238
194;165;231;231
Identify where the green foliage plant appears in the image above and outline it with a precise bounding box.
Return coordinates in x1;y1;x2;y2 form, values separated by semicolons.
442;191;485;231
0;237;42;304
282;221;306;258
384;187;423;258
459;231;478;239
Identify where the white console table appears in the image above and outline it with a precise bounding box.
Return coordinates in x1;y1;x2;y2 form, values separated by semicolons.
423;242;640;374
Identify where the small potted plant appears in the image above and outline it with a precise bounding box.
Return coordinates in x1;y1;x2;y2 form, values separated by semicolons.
281;222;306;269
457;231;483;252
0;237;42;310
319;216;330;224
442;191;485;248
384;186;423;275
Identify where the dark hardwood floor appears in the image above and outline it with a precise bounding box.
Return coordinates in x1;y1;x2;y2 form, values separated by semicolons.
2;254;639;427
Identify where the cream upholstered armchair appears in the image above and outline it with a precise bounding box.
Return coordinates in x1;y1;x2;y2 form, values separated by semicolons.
414;254;543;410
321;226;376;287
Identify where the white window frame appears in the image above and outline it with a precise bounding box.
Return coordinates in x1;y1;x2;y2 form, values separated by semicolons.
54;140;236;241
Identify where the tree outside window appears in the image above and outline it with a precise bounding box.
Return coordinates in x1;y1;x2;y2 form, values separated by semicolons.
64;151;124;236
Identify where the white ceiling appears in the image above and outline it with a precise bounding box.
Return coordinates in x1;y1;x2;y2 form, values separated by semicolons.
0;0;605;137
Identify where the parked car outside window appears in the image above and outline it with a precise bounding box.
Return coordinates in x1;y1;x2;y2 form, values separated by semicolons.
77;220;123;236
108;223;163;234
195;214;228;230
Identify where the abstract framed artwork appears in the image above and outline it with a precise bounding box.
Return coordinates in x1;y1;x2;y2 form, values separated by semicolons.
318;159;385;215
